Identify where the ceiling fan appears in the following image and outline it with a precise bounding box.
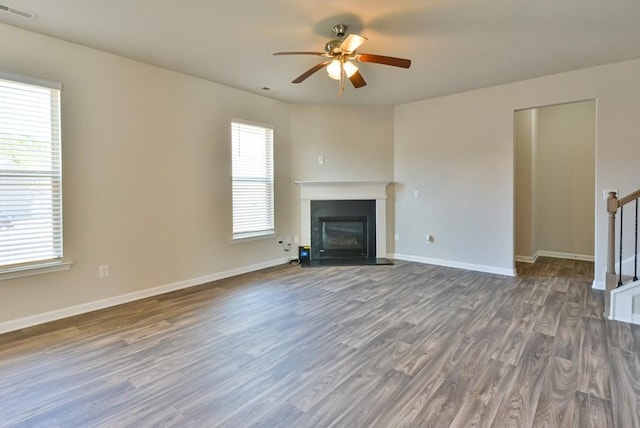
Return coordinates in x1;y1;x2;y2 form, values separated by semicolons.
273;24;411;95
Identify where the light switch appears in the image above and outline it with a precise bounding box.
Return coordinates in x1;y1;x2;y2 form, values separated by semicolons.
318;155;325;164
414;190;419;199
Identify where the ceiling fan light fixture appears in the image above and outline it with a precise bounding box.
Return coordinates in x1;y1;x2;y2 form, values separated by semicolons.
326;59;342;80
327;59;358;80
274;23;410;93
343;61;358;78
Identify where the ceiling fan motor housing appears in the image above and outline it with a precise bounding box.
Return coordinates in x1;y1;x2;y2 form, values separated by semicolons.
325;24;349;54
333;24;347;37
325;39;343;54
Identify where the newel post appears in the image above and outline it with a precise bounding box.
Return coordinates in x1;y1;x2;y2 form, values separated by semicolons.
605;191;619;317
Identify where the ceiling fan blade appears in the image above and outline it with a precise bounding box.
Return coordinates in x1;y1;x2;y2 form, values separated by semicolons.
292;61;331;83
349;70;367;88
273;52;325;56
356;53;411;68
340;34;367;53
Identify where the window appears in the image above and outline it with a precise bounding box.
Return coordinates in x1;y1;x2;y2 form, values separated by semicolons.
0;72;63;269
231;121;274;240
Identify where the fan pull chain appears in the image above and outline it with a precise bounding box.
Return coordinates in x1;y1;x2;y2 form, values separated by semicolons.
338;65;345;96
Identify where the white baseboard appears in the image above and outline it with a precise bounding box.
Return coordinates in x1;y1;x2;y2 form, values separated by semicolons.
515;251;594;264
535;250;594;262
515;254;537;264
392;253;516;277
0;257;289;335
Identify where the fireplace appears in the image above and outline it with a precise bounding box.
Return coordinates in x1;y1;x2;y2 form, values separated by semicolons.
296;181;391;264
311;200;376;261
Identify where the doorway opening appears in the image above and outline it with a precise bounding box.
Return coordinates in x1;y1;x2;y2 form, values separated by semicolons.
514;100;596;279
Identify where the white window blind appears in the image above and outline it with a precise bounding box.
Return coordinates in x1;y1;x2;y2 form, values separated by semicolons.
231;121;274;239
0;75;63;267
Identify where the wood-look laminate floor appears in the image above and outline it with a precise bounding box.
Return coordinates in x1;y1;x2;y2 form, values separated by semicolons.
1;258;639;427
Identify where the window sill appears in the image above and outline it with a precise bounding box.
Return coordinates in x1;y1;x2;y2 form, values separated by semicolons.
231;231;276;243
0;259;74;281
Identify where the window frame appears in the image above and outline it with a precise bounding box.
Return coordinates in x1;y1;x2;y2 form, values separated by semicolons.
0;70;71;280
230;119;275;241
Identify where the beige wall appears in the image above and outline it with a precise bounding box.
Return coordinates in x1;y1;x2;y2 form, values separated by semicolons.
515;109;536;258
289;105;394;182
394;89;516;273
394;59;640;283
0;24;292;326
535;101;595;257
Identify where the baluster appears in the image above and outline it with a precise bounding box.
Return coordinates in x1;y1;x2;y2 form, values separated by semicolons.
635;198;638;281
619;206;623;286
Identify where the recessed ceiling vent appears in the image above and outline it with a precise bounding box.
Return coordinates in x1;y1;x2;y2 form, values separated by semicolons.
0;3;36;20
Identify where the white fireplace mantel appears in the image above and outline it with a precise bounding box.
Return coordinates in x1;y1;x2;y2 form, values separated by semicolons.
295;181;390;258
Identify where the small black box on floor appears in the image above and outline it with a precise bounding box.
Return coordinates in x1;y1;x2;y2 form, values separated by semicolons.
298;246;311;266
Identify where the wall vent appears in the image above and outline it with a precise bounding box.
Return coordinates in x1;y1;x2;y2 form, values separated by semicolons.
0;3;36;20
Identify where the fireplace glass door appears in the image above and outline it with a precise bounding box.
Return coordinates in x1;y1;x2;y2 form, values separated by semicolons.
319;217;368;258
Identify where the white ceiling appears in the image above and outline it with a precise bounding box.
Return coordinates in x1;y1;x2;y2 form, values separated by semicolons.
2;0;640;106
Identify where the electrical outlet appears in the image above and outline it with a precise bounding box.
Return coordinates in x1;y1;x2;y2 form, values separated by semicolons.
414;190;420;199
98;264;109;278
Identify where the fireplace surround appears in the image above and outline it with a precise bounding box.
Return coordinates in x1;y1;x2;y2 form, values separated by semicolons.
296;181;390;263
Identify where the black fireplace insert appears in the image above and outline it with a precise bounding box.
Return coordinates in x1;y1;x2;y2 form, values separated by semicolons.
310;200;376;260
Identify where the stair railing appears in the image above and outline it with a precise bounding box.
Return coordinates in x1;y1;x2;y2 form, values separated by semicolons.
606;189;640;317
